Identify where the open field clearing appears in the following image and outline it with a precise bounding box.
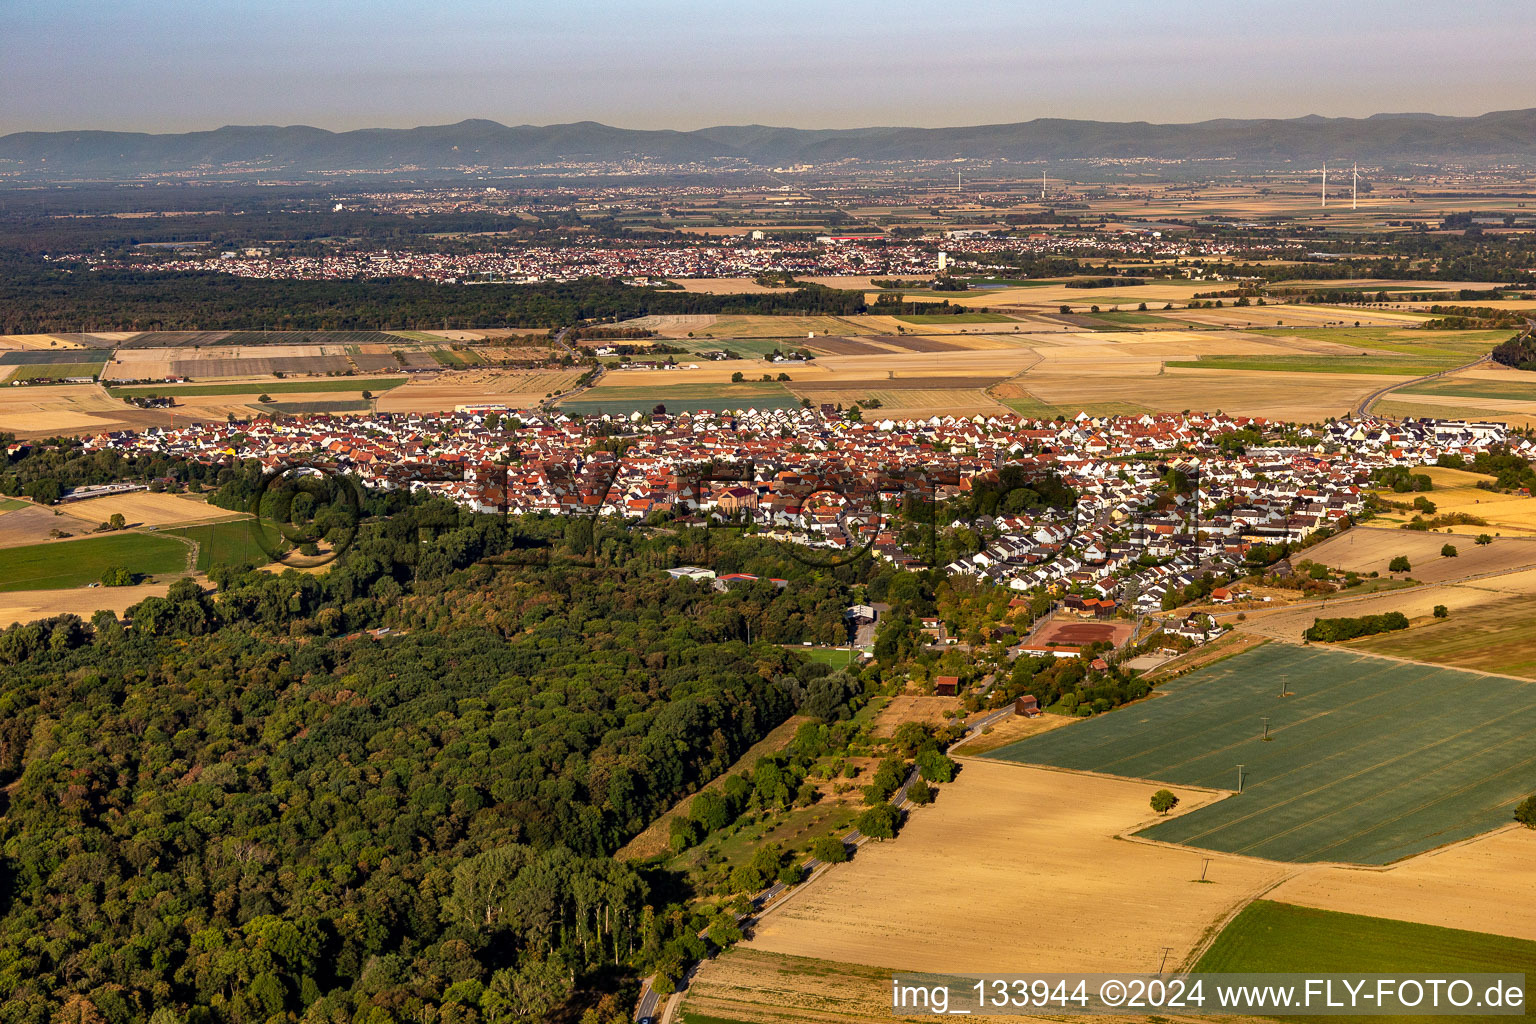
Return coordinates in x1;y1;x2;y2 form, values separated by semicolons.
560;381;798;416
988;645;1536;864
0;532;190;592
1270;827;1536;942
1196;901;1535;1017
374;369;584;413
108;376;404;398
1304;526;1536;580
745;759;1288;973
1347;591;1536;677
868;695;962;738
54;491;248;530
0;581;170;630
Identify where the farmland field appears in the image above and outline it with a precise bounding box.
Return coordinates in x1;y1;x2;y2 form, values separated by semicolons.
893;312;1015;324
1269;826;1536;941
697;315;862;338
162;519;274;571
54;491;247;530
107;376;405;398
986;644;1536;864
0;533;189;591
743;759;1288;973
1196;901;1534;1020
559;381;798;416
1348;591;1536;677
3;361;107;381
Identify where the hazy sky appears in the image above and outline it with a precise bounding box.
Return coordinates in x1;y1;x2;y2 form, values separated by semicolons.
5;0;1535;135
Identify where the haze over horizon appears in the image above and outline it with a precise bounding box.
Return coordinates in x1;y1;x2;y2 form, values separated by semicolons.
6;0;1535;137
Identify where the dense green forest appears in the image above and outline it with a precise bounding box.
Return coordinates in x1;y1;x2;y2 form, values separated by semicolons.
0;481;880;1023
0;258;871;334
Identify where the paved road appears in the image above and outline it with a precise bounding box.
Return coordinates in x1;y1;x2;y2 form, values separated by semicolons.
541;326;604;410
1353;352;1490;418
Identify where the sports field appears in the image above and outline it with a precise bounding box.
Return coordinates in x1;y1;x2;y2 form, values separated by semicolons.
1196;901;1534;1019
985;645;1536;864
0;533;189;591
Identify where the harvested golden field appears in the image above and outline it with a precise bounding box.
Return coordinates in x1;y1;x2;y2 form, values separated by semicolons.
0;504;84;549
0;334;89;351
1233;567;1536;643
0;581;170;630
745;759;1290;974
1268;827;1536;942
0;384;166;436
374;370;584;413
1304;527;1536;583
1346;590;1536;678
1366;467;1536;536
793;388;1011;419
54;491;247;530
684;947;1200;1024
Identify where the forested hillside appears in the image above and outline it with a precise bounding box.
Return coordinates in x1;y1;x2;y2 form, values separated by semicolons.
0;501;873;1023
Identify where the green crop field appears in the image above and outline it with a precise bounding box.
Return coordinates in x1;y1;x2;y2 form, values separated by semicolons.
0;533;189;591
680;338;795;357
894;312;1016;324
108;377;406;398
0;498;30;513
4;361;107;382
1398;378;1536;402
1168;329;1508;376
985;645;1536;864
1196;901;1534;1022
163;519;275;571
559;382;798;416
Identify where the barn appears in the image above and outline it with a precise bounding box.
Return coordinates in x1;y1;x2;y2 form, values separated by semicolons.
1015;694;1041;717
934;675;960;696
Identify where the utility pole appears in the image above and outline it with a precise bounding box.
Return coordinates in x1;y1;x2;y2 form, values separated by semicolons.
1261;716;1270;741
1236;764;1246;793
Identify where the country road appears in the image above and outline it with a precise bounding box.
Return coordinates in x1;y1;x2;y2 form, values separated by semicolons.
1353;352;1490;418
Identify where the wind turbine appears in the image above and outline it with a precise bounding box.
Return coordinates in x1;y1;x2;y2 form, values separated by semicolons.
1321;164;1327;208
1352;163;1358;210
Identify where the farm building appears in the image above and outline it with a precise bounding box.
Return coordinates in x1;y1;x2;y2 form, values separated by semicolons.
1015;694;1041;717
934;675;960;696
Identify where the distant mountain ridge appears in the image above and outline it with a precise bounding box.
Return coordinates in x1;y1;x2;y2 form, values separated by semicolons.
4;109;1536;176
